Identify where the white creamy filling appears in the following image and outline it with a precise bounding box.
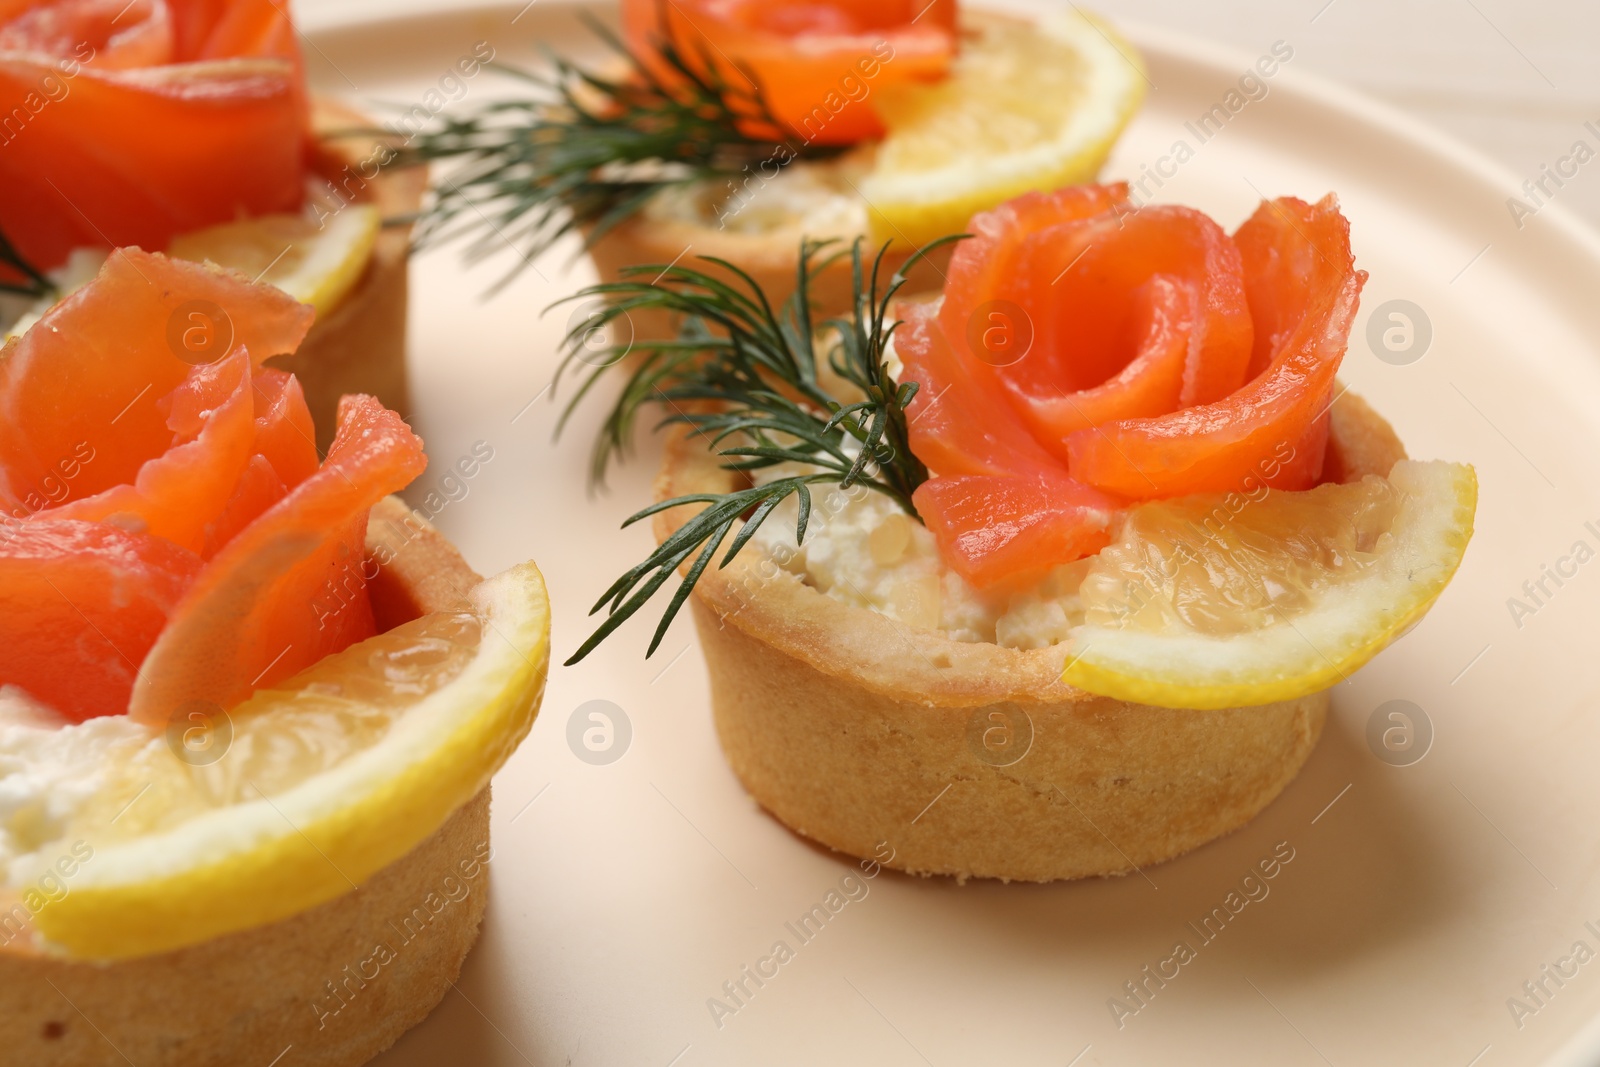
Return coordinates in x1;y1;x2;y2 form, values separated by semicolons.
0;688;160;881
749;473;1092;649
746;336;1092;648
643;152;874;237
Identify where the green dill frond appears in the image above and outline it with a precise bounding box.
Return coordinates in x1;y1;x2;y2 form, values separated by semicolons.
558;235;964;663
0;228;52;299
394;15;842;285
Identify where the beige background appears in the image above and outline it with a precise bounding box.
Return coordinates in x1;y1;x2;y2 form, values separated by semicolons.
1102;0;1600;225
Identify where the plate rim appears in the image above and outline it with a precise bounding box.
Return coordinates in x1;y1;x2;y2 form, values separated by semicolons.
296;4;1600;1064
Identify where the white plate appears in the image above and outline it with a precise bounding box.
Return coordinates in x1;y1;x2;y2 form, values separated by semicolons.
298;4;1600;1064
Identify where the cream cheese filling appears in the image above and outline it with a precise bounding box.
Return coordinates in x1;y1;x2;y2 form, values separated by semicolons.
745;330;1092;649
0;689;159;883
749;473;1091;650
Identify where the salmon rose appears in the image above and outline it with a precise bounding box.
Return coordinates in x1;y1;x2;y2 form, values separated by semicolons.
0;251;423;722
0;0;308;271
901;182;1366;589
621;0;958;146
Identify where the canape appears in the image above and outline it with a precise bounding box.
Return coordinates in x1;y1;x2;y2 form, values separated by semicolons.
0;0;425;449
565;184;1476;882
0;253;549;1065
406;0;1143;334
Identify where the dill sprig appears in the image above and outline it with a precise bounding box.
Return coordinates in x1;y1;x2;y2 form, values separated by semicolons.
0;228;52;299
559;235;962;664
395;14;841;285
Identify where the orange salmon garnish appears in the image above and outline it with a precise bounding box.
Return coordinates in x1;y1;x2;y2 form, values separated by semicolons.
129;394;426;726
0;0;309;270
0;520;202;723
904;184;1366;588
621;0;958;146
0;251;424;722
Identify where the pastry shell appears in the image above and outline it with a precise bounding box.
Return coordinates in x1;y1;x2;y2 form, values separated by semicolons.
654;391;1407;882
1;498;494;1067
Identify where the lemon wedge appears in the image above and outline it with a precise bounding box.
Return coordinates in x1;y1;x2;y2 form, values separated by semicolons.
13;562;548;961
4;206;378;340
169;204;381;318
860;9;1146;247
1061;460;1477;710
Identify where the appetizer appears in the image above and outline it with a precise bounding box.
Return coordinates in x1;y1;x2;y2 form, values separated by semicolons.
0;253;549;1066
0;0;426;449
564;185;1476;882
406;0;1143;330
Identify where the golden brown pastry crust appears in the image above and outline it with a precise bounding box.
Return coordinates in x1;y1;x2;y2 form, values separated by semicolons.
0;499;494;1067
655;391;1408;882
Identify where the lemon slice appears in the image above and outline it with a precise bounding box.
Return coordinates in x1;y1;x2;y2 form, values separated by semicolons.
9;562;548;961
860;9;1146;246
168;204;381;318
1061;460;1477;710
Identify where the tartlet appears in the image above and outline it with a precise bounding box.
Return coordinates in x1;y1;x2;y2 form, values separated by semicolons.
2;501;497;1067
655;394;1403;882
0;251;550;1064
567;183;1476;882
407;1;1141;332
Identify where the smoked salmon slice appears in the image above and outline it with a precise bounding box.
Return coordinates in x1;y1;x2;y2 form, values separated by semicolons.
196;367;321;557
0;0;308;270
937;184;1128;353
170;0;300;62
0;519;202;721
1065;196;1363;497
0;248;420;724
203;453;289;560
914;473;1117;591
902;186;1365;586
129;394;426;726
899;299;1063;480
45;348;259;555
247;367;319;490
901;297;1121;590
936;188;1254;460
0;250;313;529
621;0;956;145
